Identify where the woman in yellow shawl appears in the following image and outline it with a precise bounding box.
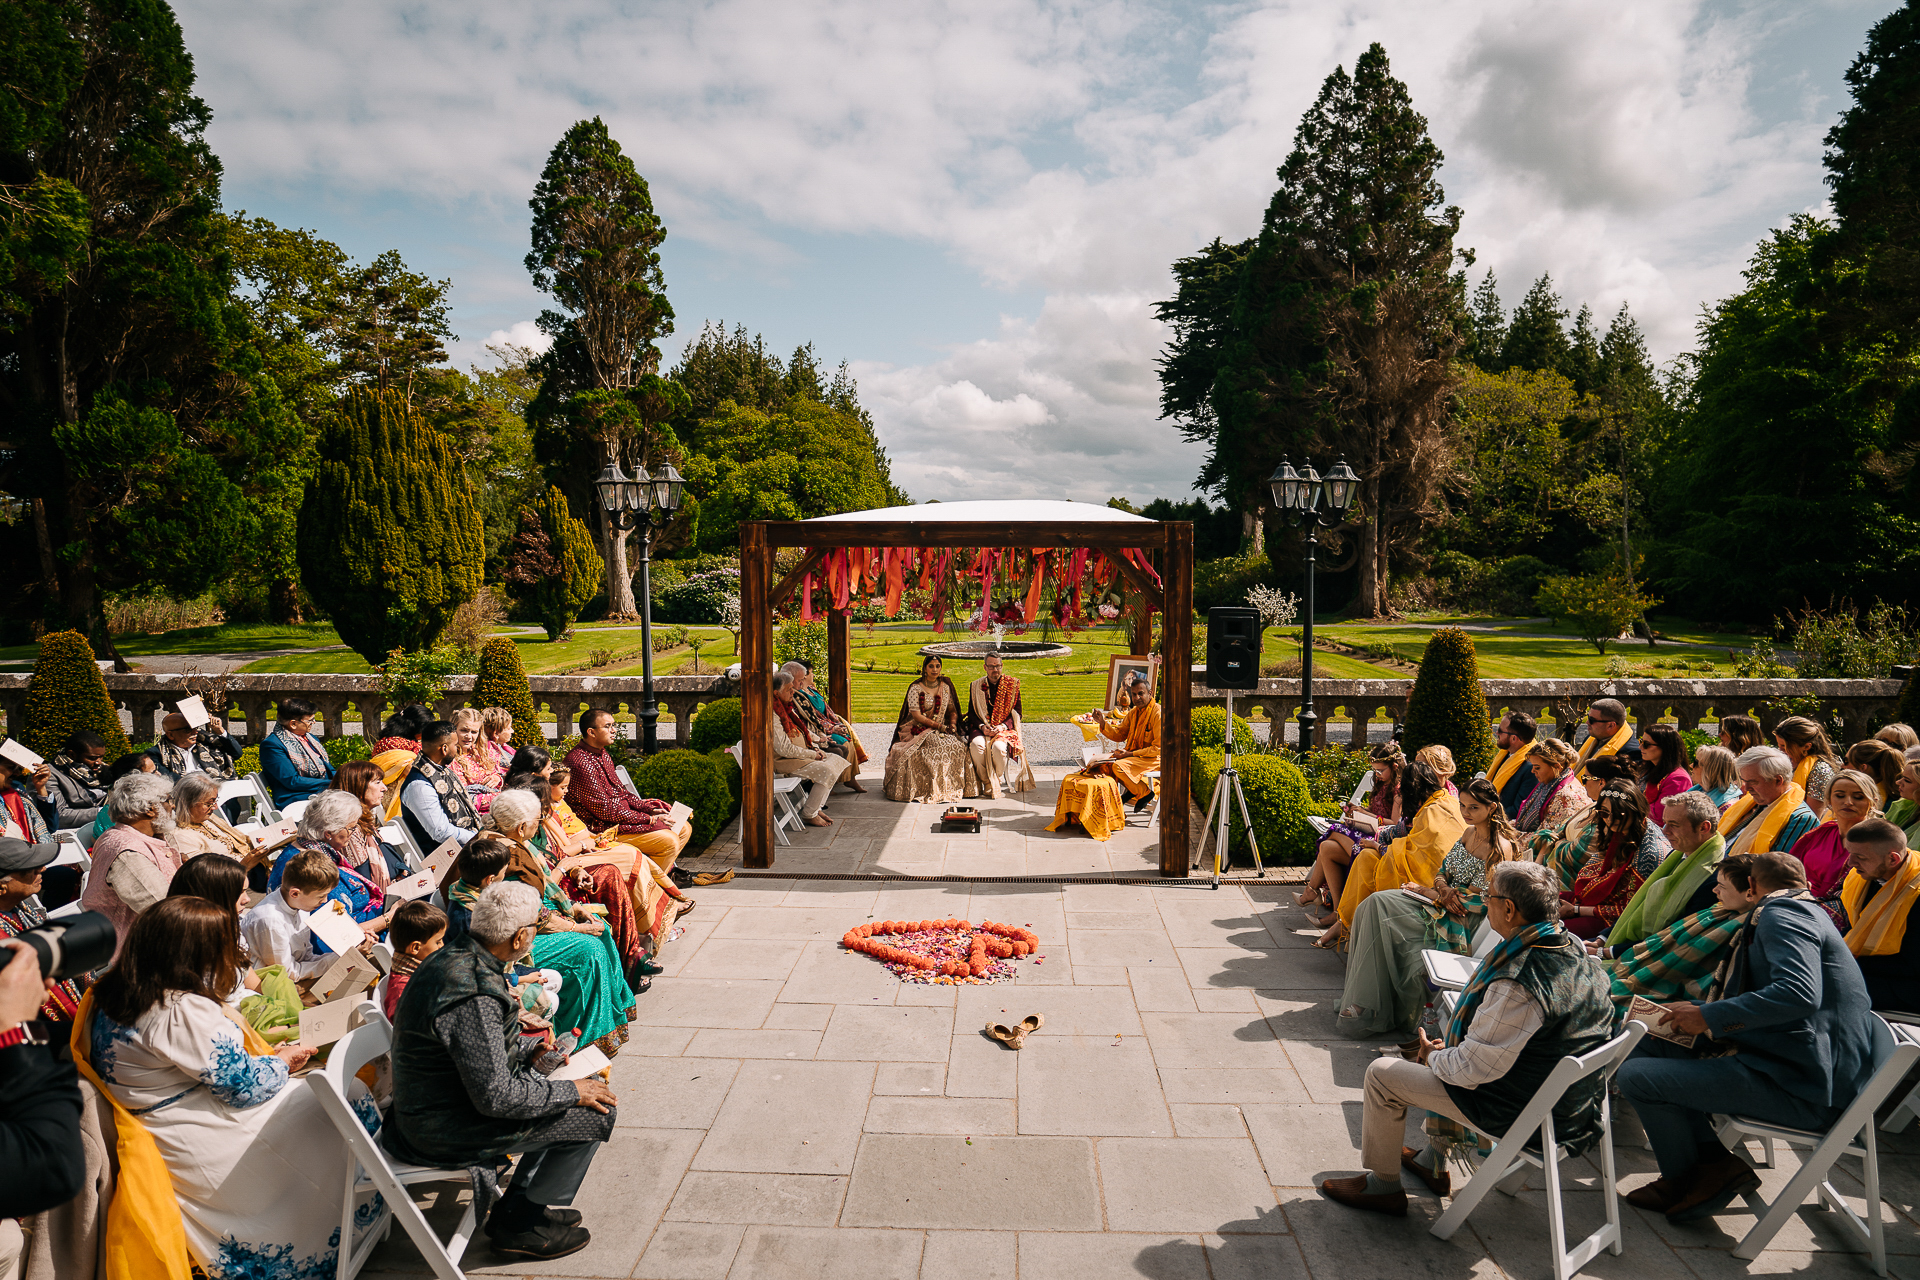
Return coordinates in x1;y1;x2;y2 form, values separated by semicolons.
1086;680;1162;812
1323;760;1464;948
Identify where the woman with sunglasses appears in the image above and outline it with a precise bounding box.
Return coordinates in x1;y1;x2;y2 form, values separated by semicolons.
1637;724;1692;824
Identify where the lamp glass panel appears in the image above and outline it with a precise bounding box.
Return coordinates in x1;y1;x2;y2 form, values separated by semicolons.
1301;466;1323;513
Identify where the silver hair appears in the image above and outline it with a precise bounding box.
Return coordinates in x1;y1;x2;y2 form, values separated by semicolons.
298;789;364;840
171;770;222;813
469;880;542;945
108;772;175;826
771;670;794;693
1735;745;1793;782
1665;790;1721;829
780;662;808;678
486;789;542;835
1489;860;1560;924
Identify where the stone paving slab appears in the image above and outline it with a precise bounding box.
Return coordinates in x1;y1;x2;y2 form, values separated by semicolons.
358;835;1919;1280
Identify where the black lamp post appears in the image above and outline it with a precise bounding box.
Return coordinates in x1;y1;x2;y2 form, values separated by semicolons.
1268;457;1359;752
594;457;686;754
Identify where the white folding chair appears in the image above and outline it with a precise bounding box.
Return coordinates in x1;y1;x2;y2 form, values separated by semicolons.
381;822;425;871
615;764;640;798
1432;1020;1649;1280
1877;1013;1920;1133
218;776;265;823
1422;918;1500;992
244;773;282;824
1712;1014;1919;1276
281;799;310;825
1141;769;1161;824
728;742;804;846
309;1002;476;1280
51;828;91;874
1309;769;1379;836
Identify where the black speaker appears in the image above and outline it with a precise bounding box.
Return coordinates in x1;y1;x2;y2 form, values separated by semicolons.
1206;606;1261;689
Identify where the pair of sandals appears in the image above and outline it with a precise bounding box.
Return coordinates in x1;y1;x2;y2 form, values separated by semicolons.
984;1013;1045;1049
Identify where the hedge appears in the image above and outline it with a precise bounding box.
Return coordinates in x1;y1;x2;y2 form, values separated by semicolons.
473;638;545;745
1402;627;1494;778
1189;747;1318;865
324;735;372;768
632;749;734;848
25;631;131;760
1191;706;1255;754
688;698;743;754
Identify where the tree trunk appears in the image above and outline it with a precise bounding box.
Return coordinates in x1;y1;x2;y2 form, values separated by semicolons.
1243;508;1264;554
1357;475;1382;617
270;576;305;625
603;504;637;617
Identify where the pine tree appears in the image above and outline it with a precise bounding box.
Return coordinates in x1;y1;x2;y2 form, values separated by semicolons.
297;389;485;663
472;638;545;746
1463;271;1507;371
1402;627;1493;777
503;486;601;641
23;631;131;759
1826;1;1920;335
1501;274;1571;376
1566;304;1600;395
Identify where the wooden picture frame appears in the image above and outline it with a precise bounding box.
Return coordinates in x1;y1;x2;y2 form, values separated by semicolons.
1105;655;1159;710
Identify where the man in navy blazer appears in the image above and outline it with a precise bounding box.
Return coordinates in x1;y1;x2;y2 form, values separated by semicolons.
1616;852;1878;1224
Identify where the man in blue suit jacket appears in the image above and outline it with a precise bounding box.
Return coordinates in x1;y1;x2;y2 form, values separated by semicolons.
259;696;336;806
1616;851;1878;1224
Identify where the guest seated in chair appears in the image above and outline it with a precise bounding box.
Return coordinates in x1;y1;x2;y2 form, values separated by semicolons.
1575;698;1634;775
1319;860;1616;1216
1720;745;1819;856
46;730;109;831
1084;677;1161;814
147;710;242;783
82;772;184;963
1328;760;1465;949
384;880;616;1263
401;720;482;856
1617;851;1878;1223
1839;819;1920;1013
882;655;972;804
259;697;335;807
962;652;1036;799
1486;712;1540;819
786;661;868;793
773;670;849;828
562;710;693;870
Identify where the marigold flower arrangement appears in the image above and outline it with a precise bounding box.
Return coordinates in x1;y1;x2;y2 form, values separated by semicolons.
841;919;1042;984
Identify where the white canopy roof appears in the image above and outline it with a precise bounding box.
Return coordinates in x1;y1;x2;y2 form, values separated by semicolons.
806;500;1153;525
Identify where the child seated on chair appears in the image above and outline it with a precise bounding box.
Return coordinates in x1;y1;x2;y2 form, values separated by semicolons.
240;847;342;983
383;899;448;1021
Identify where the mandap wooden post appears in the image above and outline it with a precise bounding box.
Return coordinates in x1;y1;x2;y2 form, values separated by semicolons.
827;610;851;723
741;523;774;868
1159;523;1193;876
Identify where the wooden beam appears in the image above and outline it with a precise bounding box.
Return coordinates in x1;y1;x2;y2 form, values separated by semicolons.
827;611;851;723
1108;551;1159;603
1159;522;1194;877
741;524;775;868
763;521;1171;551
769;548;827;610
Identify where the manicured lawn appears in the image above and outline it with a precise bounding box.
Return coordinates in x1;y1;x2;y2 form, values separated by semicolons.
0;622;346;665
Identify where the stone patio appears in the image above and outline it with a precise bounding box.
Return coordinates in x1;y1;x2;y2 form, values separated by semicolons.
361;776;1920;1279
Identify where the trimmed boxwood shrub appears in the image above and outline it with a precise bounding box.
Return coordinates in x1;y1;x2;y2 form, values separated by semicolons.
632;748;734;848
25;630;131;760
473;637;545;745
1191;707;1255;754
1189;747;1318;865
1402;626;1494;778
235;744;262;777
688;698;743;754
707;746;743;812
324;735;372;768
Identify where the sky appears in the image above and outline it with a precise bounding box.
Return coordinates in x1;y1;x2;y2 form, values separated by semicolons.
172;0;1898;507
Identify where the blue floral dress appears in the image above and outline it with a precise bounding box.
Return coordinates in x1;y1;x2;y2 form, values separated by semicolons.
90;991;382;1278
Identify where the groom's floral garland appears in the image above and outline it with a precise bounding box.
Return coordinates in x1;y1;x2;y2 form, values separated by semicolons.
841;919;1042;985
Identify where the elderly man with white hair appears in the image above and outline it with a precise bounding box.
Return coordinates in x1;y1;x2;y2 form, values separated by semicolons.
1719;745;1818;856
81;771;184;961
385;879;617;1263
783;661;869;793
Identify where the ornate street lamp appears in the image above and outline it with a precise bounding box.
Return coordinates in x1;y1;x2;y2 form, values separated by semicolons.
595;456;685;753
1269;457;1359;751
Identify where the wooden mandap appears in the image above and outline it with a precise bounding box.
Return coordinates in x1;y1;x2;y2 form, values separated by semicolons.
738;501;1195;874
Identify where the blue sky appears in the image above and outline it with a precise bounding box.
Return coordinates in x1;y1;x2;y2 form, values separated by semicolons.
175;0;1897;505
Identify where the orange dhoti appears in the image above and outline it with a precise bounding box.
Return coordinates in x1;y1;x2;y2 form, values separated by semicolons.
1047;773;1128;841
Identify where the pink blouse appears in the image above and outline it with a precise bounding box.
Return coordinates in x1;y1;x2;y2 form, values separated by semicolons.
1644;771;1692;824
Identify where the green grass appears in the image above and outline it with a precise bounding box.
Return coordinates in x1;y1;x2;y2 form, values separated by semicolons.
1314;622;1740;679
0;622;345;665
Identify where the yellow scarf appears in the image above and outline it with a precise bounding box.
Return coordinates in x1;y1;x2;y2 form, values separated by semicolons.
1791;754;1814;789
1574;722;1633;774
1718;782;1807;855
1489;740;1537;791
69;988;270;1279
371;748;416;820
1841;854;1920;957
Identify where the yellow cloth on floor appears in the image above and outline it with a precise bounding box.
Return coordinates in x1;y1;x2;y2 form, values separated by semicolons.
1337;790;1466;926
1048;773;1129;841
68;989;200;1280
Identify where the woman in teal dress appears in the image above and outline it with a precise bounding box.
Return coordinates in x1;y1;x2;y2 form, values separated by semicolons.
485;790;638;1056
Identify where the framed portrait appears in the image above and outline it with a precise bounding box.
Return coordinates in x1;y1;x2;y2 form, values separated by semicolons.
1105;655;1160;710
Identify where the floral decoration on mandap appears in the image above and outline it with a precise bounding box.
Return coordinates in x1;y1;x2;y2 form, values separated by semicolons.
841;920;1042;984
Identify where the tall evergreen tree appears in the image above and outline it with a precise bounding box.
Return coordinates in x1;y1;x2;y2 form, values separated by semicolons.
1500;274;1570;375
526;117;676;617
297;390;485;663
1462;271;1507;371
1154;237;1256;458
503;486;601;641
1826;0;1920;335
1207;44;1466;615
1566;303;1600;395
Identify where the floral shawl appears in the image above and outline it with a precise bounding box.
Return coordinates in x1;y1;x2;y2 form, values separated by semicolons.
273;726;330;778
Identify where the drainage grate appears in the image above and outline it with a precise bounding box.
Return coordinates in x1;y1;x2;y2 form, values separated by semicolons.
723;871;1301;886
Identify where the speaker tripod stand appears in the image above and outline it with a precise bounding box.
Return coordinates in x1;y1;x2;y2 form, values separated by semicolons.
1192;689;1265;887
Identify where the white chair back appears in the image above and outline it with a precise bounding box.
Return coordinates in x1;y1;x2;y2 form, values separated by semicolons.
281;799;310;824
308;1002;474;1280
380;822;425;871
51;828;91;873
729;741;801;845
1879;1015;1920;1134
1431;1019;1649;1280
615;764;640;798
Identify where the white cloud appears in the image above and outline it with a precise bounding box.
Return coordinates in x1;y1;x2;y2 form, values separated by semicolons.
174;0;1875;502
473;321;553;366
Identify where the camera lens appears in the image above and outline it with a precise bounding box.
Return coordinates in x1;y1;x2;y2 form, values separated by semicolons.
17;911;116;983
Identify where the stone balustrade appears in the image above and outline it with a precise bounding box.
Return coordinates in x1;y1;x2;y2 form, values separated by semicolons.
1190;676;1908;747
0;673;738;746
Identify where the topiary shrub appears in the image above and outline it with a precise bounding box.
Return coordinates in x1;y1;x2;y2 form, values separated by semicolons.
632;748;734;848
503;487;602;641
707;745;743;812
687;698;743;754
1191;706;1255;754
25;630;131;760
235;744;262;777
1189;747;1318;865
324;735;372;768
1402;626;1494;778
473;637;545;745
